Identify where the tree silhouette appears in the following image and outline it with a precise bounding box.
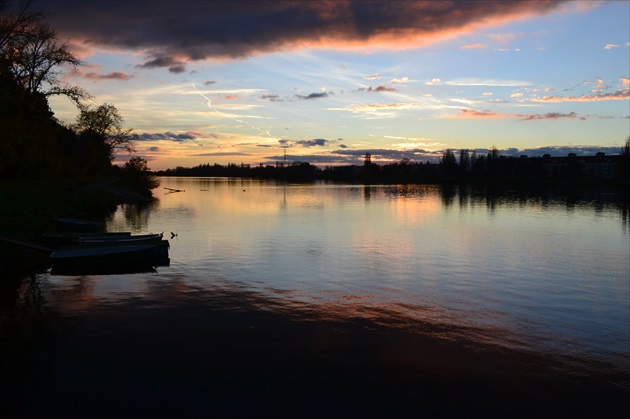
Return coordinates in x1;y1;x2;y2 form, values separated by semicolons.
458;149;470;175
0;0;88;104
121;156;159;195
74;103;137;160
440;149;458;177
621;135;630;179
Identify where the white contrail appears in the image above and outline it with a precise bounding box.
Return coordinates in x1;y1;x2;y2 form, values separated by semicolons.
192;84;271;136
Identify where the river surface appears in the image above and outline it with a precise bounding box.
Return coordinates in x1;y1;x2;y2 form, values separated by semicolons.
2;177;629;417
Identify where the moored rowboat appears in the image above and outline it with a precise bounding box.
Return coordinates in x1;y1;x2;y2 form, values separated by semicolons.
77;233;164;245
50;244;161;264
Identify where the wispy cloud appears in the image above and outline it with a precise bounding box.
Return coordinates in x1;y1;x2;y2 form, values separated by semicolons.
460;43;486;49
530;89;629;102
456;109;587;120
446;78;531;86
261;94;281;101
192;152;251;157
364;73;381;81
457;109;502;118
385;136;444;149
328;102;423;113
604;43;619;49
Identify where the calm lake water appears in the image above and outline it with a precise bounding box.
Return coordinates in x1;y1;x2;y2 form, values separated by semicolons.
2;177;629;417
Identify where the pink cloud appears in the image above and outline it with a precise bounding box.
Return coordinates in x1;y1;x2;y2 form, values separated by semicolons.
457;109;503;118
460;43;486;49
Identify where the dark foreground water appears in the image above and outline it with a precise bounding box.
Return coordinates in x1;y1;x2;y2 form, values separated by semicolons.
1;179;629;418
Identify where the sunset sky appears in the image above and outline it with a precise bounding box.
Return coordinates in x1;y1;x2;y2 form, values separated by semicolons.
36;0;630;170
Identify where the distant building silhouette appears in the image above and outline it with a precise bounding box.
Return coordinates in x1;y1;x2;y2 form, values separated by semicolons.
541;153;621;179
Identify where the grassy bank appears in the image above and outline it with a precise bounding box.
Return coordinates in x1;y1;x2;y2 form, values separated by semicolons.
0;178;150;280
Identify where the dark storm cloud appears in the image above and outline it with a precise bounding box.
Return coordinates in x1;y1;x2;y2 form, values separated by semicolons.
37;1;570;69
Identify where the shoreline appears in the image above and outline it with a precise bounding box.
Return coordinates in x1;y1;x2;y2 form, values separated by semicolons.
0;178;155;282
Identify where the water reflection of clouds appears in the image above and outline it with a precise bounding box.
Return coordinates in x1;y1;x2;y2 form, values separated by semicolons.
70;178;629;362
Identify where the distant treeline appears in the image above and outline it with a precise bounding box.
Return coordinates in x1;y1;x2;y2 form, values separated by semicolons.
0;2;156;195
155;144;630;184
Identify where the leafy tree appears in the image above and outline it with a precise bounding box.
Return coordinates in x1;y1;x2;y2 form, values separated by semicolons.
74;103;137;160
121;156;159;195
0;51;61;178
0;0;88;104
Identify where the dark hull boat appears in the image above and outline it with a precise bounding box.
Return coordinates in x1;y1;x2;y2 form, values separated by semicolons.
77;233;164;245
41;232;132;247
50;240;170;275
